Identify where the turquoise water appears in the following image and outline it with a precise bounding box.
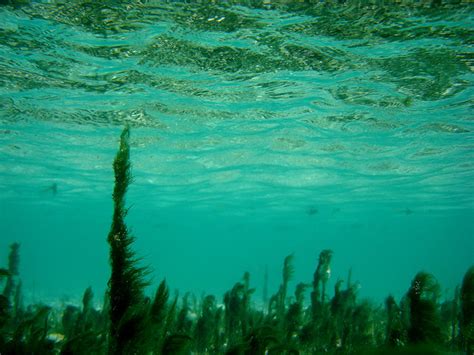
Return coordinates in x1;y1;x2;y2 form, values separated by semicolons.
0;1;473;309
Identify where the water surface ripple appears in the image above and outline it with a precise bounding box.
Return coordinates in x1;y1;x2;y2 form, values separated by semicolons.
0;2;473;213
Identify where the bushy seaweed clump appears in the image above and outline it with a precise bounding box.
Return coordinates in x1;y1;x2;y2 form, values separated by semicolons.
0;243;59;353
0;126;472;354
407;271;442;345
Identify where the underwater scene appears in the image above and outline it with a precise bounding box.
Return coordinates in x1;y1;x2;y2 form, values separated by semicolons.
0;0;473;354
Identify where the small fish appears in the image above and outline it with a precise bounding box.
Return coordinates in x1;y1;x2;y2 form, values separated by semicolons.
42;183;58;195
404;208;413;215
307;206;318;216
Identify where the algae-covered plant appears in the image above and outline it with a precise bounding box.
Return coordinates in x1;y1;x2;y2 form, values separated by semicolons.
107;125;149;354
0;126;472;354
407;271;442;345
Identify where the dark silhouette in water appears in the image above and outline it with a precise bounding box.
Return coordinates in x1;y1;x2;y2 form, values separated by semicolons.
42;183;58;196
306;205;318;216
0;127;472;354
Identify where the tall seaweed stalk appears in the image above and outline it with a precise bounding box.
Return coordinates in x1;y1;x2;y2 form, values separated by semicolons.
277;254;294;323
3;243;20;306
311;249;332;321
107;125;148;354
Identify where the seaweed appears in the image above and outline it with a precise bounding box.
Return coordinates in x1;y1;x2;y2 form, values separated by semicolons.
61;330;106;355
0;268;9;277
14;280;23;319
161;334;192;355
59;287;107;354
300;249;334;351
244;325;282;354
61;304;80;340
0;243;23;351
0;241;469;354
460;266;474;353
5;305;55;354
284;282;307;343
82;286;93;313
385;295;405;347
195;294;217;352
327;273;358;351
406;272;442;345
440;286;459;349
3;243;20;307
224;280;246;343
176;292;194;335
0;294;9;339
311;249;333;321
146;278;172;350
277;254;294;323
106;125;149;354
222;272;257;350
262;265;269;312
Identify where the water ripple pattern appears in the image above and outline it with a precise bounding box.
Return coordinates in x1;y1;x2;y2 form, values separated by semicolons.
0;2;473;213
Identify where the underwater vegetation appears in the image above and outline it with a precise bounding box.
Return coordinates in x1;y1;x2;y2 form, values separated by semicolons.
107;125;149;355
0;127;472;354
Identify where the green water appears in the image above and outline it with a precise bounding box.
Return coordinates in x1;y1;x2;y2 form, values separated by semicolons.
0;1;473;309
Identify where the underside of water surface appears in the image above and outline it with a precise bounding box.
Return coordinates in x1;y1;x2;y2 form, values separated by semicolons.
0;0;473;354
